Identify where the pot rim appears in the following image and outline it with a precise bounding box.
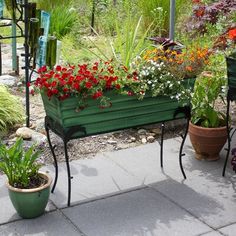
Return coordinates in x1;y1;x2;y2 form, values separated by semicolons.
189;121;227;131
6;171;52;193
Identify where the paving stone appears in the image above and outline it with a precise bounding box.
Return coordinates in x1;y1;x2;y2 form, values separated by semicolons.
0;174;56;225
150;168;236;229
219;223;236;236
103;142;170;185
42;154;144;208
200;231;225;236
62;188;212;236
0;211;84;236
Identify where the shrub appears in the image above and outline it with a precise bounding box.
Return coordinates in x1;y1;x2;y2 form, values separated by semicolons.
0;86;24;132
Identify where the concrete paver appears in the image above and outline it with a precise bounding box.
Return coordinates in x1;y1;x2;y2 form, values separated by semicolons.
1;136;236;236
0;174;55;225
43;153;145;208
62;188;212;236
218;222;236;236
0;211;84;236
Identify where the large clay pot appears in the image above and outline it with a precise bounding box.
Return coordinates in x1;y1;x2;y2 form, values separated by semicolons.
188;121;227;161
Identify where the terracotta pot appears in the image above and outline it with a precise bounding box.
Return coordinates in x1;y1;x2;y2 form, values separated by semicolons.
188;121;227;161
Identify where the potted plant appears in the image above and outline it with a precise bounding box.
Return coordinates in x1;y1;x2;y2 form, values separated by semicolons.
188;72;227;161
0;138;52;219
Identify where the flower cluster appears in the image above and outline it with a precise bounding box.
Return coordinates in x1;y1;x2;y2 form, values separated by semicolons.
143;46;210;78
213;26;236;58
34;60;139;109
131;57;194;104
227;27;236;58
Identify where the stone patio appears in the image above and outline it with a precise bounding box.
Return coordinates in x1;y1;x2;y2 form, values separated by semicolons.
0;135;236;236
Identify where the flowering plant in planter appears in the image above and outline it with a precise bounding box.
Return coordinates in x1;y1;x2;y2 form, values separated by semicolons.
33;45;209;110
34;60;140;109
129;45;210;104
142;45;210;78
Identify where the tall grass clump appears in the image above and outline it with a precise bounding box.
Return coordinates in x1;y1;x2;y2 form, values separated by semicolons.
111;16;152;68
138;0;189;37
0;86;24;132
49;6;78;39
36;0;78;39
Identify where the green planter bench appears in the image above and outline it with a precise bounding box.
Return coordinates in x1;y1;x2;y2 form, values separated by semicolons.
42;78;195;206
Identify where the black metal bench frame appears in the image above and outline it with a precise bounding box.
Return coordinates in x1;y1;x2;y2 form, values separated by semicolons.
45;106;191;207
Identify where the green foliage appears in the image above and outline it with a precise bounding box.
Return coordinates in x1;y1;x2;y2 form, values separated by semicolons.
79;16;151;68
36;0;69;11
36;0;78;39
0;86;24;132
0;138;41;188
49;6;78;39
137;0;189;36
191;73;227;128
111;16;152;68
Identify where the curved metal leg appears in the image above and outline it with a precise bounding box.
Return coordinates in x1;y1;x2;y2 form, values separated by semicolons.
160;123;165;168
222;97;231;176
64;141;72;207
179;118;189;179
45;123;58;193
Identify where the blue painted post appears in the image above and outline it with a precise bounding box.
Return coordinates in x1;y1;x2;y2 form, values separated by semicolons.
169;0;175;40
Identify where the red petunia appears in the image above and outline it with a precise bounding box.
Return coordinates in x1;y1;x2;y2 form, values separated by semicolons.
92;91;103;99
38;65;47;73
56;65;62;72
85;82;93;89
73;83;80;90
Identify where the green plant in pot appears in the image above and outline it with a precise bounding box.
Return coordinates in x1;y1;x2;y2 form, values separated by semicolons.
0;138;52;219
189;72;228;161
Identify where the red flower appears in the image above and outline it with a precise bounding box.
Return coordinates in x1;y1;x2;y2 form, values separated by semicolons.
85;82;93;89
38;65;47;73
73;83;80;90
92;91;103;99
115;84;121;89
192;0;201;3
30;89;35;95
195;7;205;18
56;65;62;72
51;81;57;87
228;28;236;41
127;91;133;96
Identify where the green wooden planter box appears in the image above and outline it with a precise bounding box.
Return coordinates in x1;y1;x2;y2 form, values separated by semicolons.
41;78;195;138
226;57;236;100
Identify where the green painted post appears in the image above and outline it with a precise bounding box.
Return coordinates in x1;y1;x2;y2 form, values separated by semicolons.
12;20;17;73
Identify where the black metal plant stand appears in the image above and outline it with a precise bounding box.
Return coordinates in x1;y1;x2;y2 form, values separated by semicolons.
45;106;190;207
222;87;236;176
0;0;31;127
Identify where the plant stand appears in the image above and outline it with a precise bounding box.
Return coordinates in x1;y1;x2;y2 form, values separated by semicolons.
222;57;236;176
42;91;193;207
